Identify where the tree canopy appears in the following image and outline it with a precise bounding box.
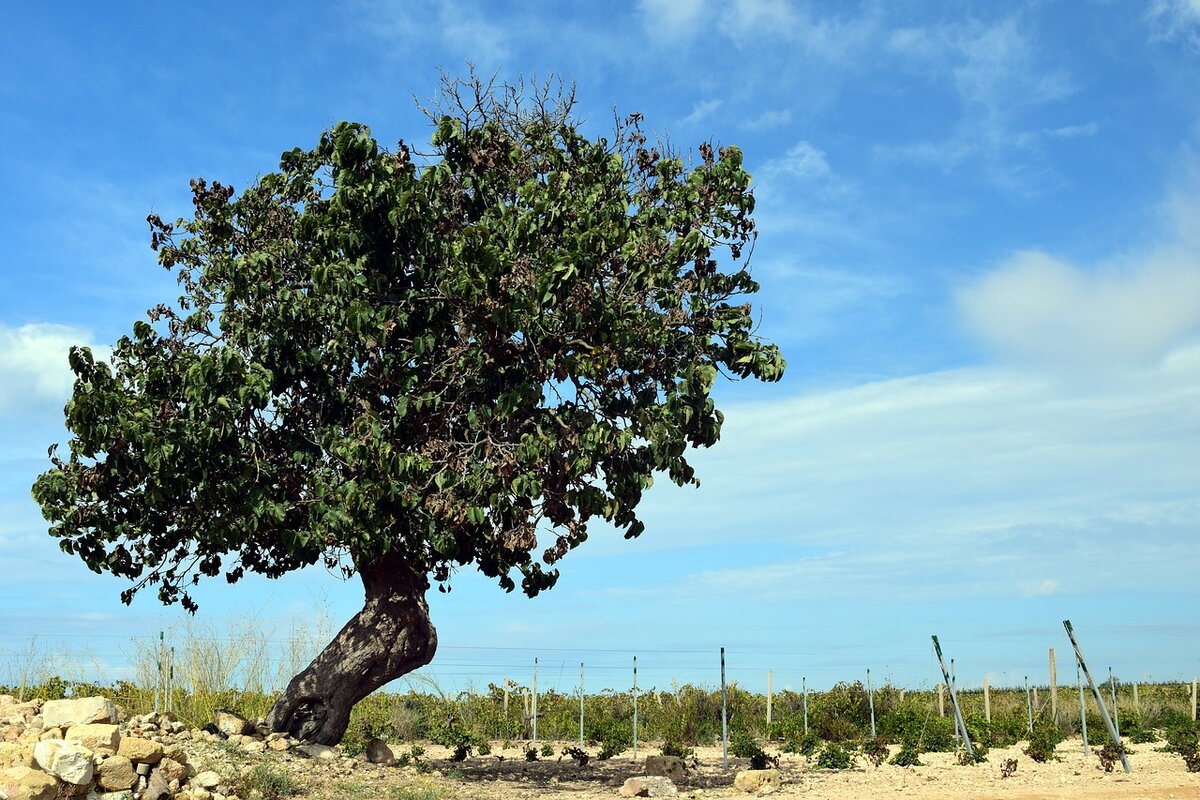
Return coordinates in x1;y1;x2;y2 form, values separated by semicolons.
32;79;785;614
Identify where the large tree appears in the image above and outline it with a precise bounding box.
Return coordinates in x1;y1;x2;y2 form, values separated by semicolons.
32;77;784;744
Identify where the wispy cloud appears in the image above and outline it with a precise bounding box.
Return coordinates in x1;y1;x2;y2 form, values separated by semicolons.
1148;0;1200;46
680;99;722;126
739;109;792;131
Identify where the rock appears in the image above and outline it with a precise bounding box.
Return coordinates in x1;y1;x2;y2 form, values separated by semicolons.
212;712;252;738
117;738;162;765
644;755;686;783
96;755;137;791
42;698;117;729
191;790;212;800
1;765;60;800
142;767;170;800
33;739;95;785
193;771;223;790
618;776;678;797
0;742;34;769
733;769;782;794
266;739;290;752
37;729;62;741
88;791;135;800
364;739;394;765
160;745;187;765
66;724;120;753
156;758;187;783
293;744;337;760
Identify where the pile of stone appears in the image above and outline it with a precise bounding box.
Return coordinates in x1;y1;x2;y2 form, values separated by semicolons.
0;695;302;800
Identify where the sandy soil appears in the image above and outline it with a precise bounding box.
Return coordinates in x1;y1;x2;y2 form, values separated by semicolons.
298;739;1200;800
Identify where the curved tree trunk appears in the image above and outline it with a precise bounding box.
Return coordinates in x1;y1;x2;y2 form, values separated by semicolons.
266;550;437;744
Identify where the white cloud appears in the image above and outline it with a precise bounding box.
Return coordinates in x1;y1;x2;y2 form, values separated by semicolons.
1148;0;1200;45
739;109;792;131
681;99;722;126
771;140;833;182
957;188;1200;368
0;324;104;414
638;0;704;40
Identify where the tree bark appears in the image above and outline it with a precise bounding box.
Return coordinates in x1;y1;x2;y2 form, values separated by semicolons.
266;550;437;744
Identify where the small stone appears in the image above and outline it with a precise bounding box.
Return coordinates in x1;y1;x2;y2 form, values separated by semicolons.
644;755;686;783
161;745;187;765
213;712;252;739
619;776;678;797
143;767;170;800
733;769;782;794
1;765;60;800
193;770;222;790
266;739;290;752
33;739;95;785
192;790;212;800
66;724;121;753
118;737;163;765
157;758;187;783
37;729;63;741
0;741;34;769
42;698;118;729
135;763;152;777
96;754;137;791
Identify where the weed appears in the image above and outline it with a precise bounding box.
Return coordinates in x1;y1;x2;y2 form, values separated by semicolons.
999;758;1017;778
781;730;821;758
476;740;492;756
660;738;692;758
889;742;922;767
233;764;297;800
560;746;590;766
1097;743;1125;772
390;784;446;800
524;746;539;762
540;742;554;757
730;731;778;770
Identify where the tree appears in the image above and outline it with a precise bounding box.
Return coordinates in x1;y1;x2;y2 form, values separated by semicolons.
31;75;785;744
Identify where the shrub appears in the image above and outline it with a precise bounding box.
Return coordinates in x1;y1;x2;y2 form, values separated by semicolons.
1097;743;1125;772
861;739;888;767
234;764;297;800
814;742;854;770
781;730;822;758
1024;719;1063;763
890;742;922;767
660;738;691;758
729;732;778;770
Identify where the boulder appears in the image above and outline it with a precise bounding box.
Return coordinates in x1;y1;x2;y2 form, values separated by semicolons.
267;738;290;752
65;724;120;753
644;755;686;782
160;745;188;765
95;755;137;791
41;698;117;729
618;775;678;797
733;769;782;794
294;744;337;760
212;712;252;738
33;739;95;785
364;738;395;765
1;765;60;800
0;741;34;769
117;737;162;765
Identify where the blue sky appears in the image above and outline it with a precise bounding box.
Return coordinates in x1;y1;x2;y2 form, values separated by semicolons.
2;1;1199;698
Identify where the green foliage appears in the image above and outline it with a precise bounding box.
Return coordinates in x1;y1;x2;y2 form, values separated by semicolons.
589;717;631;760
861;739;888;768
957;742;988;765
540;743;554;757
730;731;777;770
660;738;692;759
233;764;297;800
341;696;396;756
781;730;821;758
32;74;784;614
814;742;854;770
1097;743;1127;772
560;746;590;766
889;743;923;767
879;700;955;752
476;740;491;756
430;717;483;761
810;682;871;742
1024;719;1064;763
389;785;446;800
524;746;539;762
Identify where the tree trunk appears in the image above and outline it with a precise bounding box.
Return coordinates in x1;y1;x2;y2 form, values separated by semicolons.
266;550;437;744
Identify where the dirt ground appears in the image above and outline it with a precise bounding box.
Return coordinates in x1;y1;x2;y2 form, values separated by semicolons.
294;739;1200;800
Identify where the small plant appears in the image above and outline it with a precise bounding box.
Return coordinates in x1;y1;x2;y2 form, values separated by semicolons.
1161;723;1200;772
861;739;888;768
389;784;446;800
1024;720;1063;763
524;746;540;762
956;743;988;765
815;742;854;770
540;742;554;757
476;741;492;756
1097;743;1125;773
560;746;590;767
890;742;922;767
730;731;778;770
660;738;691;758
234;764;297;800
782;730;822;758
999;758;1017;778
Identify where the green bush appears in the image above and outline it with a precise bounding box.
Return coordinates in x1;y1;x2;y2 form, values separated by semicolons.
814;742;854;770
1024;719;1064;763
890;742;922;767
781;730;821;757
730;731;777;770
861;739;888;767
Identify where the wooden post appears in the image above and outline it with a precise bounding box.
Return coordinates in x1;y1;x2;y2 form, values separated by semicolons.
532;658;539;746
1025;676;1033;733
579;664;585;747
1191;678;1197;721
1049;648;1058;723
766;671;773;737
938;684;945;717
504;680;510;727
1033;686;1039;714
802;677;809;735
1133;681;1139;714
983;678;991;723
632;657;639;761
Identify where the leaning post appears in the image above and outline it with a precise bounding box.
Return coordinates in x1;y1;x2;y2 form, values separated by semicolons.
931;636;974;758
1063;620;1130;773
